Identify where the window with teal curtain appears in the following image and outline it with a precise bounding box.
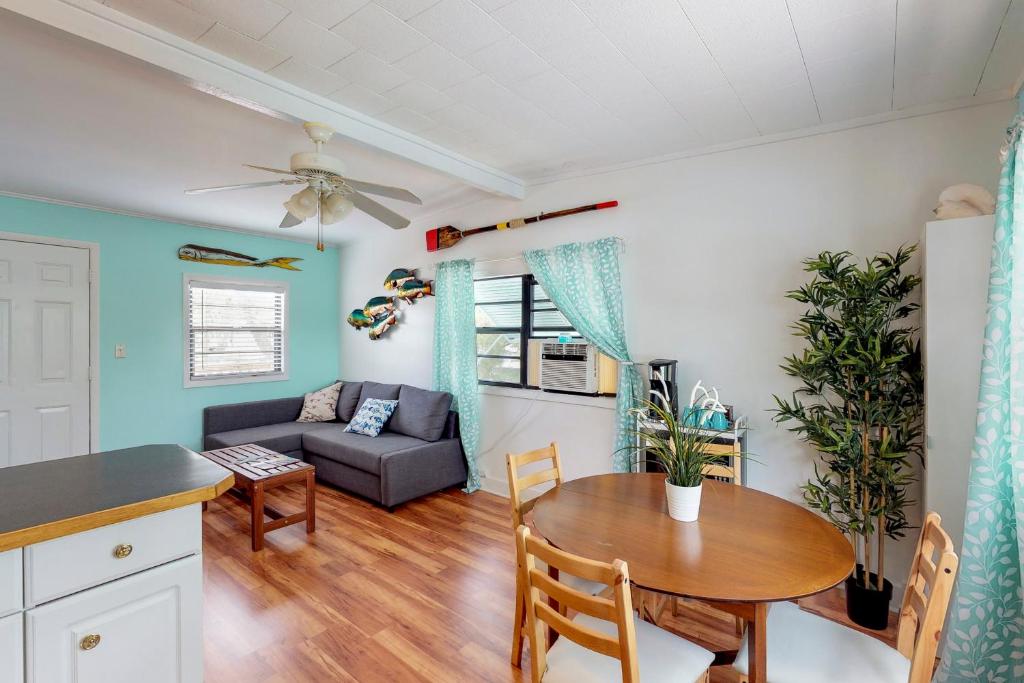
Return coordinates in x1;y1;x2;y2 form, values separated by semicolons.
523;237;642;472
432;258;482;492
935;111;1024;682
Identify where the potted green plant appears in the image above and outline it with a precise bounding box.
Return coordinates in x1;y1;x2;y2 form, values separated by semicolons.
624;397;731;522
772;246;923;630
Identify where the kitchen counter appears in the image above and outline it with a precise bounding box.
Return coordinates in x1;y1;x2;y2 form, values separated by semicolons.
0;443;232;552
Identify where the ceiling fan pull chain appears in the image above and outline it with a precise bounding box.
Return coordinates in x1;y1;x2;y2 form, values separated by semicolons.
317;190;325;252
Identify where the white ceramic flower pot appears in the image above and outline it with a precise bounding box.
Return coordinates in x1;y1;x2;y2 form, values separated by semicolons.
665;480;703;522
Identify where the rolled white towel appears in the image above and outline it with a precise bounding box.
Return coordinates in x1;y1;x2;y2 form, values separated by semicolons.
934;183;995;219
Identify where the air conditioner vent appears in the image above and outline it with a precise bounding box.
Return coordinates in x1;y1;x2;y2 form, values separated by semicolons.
540;340;598;395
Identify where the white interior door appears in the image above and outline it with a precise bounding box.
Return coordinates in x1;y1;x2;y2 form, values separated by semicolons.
0;238;91;467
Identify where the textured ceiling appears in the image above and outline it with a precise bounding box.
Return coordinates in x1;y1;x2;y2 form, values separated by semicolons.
0;9;487;243
99;0;1024;180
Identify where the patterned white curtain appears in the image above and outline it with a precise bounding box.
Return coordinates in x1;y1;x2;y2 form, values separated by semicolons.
432;259;481;492
936;112;1024;682
524;237;642;471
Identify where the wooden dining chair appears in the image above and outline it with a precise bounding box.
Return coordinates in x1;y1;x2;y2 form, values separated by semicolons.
508;444;607;667
733;511;959;683
517;525;714;683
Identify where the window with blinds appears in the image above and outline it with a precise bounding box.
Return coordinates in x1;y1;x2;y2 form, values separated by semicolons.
475;274;579;388
184;277;288;387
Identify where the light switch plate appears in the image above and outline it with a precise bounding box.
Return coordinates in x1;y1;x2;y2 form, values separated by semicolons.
114;344;126;359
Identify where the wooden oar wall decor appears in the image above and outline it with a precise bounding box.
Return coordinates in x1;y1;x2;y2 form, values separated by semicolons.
424;200;618;252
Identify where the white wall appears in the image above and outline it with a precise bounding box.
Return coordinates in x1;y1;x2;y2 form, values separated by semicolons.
923;215;995;554
339;100;1012;585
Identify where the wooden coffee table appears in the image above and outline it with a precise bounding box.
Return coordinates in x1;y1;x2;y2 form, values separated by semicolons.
200;444;316;551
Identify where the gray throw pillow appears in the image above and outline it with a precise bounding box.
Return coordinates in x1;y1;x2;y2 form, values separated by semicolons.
389;385;453;442
355;381;402;416
335;380;363;422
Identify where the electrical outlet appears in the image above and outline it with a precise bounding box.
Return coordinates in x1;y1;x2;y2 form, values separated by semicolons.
114;344;126;359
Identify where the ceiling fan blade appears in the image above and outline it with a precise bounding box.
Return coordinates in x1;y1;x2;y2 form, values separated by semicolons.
245;164;301;177
185;179;303;195
350;191;411;230
341;178;422;205
279;212;303;228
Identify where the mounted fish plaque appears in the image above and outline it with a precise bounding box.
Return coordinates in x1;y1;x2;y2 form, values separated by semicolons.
178;244;302;271
346;267;432;340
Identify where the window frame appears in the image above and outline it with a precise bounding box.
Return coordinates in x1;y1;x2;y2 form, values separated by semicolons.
182;274;290;388
475;274;578;389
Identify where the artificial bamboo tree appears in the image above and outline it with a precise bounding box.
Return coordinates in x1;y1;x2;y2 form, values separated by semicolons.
773;246;923;619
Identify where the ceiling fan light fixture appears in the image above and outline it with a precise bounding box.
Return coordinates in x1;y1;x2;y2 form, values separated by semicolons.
282;186;318;220
321;192;354;224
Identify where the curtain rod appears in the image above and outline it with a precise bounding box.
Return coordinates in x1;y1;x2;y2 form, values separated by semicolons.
408;236;626;274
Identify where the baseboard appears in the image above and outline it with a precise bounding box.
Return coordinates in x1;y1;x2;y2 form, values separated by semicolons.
479;475;509;498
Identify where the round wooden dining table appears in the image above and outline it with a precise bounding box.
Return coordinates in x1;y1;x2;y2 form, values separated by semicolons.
531;473;855;683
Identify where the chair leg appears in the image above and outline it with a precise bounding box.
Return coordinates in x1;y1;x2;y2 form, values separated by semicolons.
511;576;526;667
672;596;680;617
734;615;746;637
698;670;710;683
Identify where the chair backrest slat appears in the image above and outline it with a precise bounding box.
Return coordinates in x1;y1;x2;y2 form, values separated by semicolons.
534;600;621;659
517;467;562;494
506;443;563;530
526;529;617;585
896;512;959;683
516;526;639;683
529;568;618;622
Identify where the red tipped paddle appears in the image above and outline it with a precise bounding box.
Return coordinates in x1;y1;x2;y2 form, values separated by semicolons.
425;200;618;252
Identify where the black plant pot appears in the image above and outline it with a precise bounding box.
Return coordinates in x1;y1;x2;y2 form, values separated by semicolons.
845;564;893;631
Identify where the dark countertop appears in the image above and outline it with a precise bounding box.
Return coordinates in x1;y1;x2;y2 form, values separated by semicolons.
0;444;233;552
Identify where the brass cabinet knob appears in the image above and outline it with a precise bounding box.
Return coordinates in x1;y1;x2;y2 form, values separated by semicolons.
112;543;133;559
80;634;101;651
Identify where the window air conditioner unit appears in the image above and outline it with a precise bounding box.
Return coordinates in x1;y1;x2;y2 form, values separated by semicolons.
539;340;599;395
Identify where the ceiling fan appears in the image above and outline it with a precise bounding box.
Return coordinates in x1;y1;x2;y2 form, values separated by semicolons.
185;122;422;250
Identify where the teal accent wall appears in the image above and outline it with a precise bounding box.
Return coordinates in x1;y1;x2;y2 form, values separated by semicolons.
0;195;339;451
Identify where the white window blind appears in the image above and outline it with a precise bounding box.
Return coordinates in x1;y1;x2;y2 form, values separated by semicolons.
185;278;288;386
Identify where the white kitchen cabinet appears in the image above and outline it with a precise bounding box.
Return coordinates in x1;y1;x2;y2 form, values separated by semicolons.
0;548;22;618
0;446;228;682
24;505;200;607
26;554;203;683
1;612;24;683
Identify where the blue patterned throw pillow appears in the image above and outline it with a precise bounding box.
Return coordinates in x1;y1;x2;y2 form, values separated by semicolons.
344;398;398;437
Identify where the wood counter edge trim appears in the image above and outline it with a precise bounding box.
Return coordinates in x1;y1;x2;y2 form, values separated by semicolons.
0;472;233;552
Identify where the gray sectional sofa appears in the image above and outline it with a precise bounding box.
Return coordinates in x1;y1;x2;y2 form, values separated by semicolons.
202;381;467;509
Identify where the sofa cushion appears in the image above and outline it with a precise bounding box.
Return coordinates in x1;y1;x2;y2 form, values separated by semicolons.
356;381;402;414
335;380;363;422
389;385;453;441
205;422;334;455
344;398;398;437
302;427;435;475
297;382;342;422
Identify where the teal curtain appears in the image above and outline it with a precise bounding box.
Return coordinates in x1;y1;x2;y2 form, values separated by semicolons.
524;237;642;472
432;259;481;492
936;113;1024;682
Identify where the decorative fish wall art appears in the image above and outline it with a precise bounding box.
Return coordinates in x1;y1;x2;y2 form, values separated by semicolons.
178;244;302;271
347;267;435;340
396;279;432;302
383;268;417;290
368;311;398;340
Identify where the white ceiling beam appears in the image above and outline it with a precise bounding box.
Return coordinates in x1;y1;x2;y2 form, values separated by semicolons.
0;0;525;199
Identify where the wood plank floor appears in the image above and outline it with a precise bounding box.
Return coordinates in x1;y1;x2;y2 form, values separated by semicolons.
202;482;896;682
